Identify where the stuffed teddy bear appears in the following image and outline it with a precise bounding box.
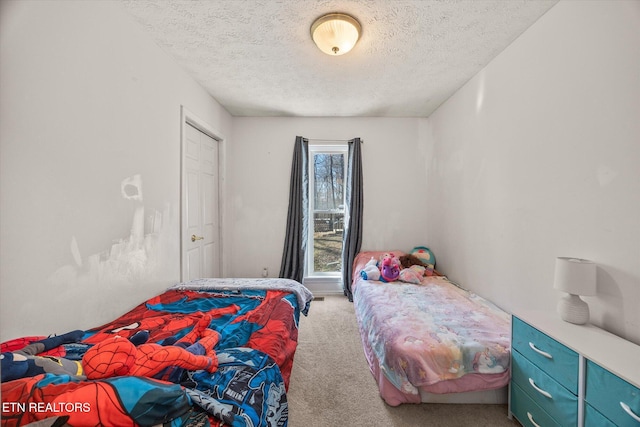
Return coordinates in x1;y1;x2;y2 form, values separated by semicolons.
399;254;429;269
379;253;401;282
400;248;439;277
360;257;380;281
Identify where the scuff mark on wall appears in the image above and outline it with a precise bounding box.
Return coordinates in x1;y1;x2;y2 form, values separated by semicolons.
121;174;143;200
48;175;176;288
476;70;486;114
70;236;82;267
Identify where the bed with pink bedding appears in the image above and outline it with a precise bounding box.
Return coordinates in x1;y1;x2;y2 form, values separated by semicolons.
352;251;511;406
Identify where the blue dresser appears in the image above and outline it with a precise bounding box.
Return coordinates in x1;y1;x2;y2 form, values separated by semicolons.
510;312;640;427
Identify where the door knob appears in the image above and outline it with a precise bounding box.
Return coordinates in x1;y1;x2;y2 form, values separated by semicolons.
191;234;204;242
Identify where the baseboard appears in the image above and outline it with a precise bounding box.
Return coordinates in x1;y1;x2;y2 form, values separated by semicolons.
302;277;343;295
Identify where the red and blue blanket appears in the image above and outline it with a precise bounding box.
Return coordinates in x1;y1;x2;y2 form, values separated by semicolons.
1;278;312;427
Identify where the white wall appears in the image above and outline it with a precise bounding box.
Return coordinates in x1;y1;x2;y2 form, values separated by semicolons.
424;0;640;344
226;117;430;279
0;0;232;340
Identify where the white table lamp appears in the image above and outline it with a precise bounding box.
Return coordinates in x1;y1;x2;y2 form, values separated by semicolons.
554;257;596;325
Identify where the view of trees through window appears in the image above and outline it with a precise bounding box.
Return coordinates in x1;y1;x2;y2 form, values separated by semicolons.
312;152;345;273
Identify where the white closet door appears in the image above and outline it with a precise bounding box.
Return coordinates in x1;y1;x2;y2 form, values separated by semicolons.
182;122;220;281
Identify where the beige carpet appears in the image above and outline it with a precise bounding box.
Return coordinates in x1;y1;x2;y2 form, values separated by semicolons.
287;296;519;427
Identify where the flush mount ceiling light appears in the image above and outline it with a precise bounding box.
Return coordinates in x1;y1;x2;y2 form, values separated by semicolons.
310;13;361;56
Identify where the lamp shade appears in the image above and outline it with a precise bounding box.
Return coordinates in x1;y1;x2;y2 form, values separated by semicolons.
311;13;361;56
553;257;596;296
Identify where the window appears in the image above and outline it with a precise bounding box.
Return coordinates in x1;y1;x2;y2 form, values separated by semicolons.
307;144;348;277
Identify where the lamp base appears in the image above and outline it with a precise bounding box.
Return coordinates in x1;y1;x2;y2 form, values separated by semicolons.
557;294;590;325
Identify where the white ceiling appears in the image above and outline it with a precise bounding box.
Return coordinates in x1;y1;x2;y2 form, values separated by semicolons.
120;0;558;118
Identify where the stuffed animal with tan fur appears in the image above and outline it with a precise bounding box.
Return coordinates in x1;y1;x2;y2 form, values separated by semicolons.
399;254;429;269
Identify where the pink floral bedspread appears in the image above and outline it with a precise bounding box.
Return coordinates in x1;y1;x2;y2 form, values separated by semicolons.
352;251;511;398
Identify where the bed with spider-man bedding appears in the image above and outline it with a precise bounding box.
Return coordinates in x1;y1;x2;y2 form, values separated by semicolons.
0;278;313;427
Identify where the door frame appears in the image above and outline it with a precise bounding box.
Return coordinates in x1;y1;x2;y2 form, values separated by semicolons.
180;106;226;281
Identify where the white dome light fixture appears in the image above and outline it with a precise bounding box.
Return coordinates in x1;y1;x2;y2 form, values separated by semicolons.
311;13;361;56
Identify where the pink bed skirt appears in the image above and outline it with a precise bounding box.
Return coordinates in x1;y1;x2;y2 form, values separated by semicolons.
360;323;510;406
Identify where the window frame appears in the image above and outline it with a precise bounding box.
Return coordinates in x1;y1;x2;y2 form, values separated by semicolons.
306;143;348;279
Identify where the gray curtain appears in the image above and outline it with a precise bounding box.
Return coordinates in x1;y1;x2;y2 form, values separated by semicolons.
342;137;363;301
279;136;309;283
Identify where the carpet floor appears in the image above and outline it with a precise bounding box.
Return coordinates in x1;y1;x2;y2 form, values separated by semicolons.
287;295;520;427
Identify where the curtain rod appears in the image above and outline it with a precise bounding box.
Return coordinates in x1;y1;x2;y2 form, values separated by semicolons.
306;138;364;143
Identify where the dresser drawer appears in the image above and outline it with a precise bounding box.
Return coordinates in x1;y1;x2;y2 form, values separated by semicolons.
512;350;578;426
511;382;561;427
512;316;579;394
584;403;616;427
585;360;640;427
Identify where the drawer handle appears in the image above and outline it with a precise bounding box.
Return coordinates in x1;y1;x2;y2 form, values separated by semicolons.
620;401;640;423
529;342;553;359
528;377;553;399
527;412;542;427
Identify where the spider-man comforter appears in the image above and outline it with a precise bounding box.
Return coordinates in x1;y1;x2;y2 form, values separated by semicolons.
1;278;313;427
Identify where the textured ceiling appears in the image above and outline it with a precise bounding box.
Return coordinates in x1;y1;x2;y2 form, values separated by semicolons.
120;0;558;117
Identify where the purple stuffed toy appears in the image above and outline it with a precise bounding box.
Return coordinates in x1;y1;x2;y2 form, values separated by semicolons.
379;253;401;282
